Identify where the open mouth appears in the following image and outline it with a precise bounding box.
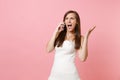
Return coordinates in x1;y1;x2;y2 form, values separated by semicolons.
68;24;72;27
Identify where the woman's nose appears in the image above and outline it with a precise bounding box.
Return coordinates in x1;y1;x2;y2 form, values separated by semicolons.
68;19;71;23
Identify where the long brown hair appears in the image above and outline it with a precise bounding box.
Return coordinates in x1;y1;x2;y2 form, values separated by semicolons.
54;10;81;49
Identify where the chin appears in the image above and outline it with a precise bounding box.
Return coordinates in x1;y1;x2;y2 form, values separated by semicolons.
67;29;74;32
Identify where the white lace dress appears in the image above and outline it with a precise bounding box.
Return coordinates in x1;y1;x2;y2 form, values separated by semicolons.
48;40;80;80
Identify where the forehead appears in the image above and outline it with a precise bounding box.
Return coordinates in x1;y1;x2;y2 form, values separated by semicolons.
66;13;76;18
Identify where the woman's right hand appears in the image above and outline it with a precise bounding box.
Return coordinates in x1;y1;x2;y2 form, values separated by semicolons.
56;22;65;33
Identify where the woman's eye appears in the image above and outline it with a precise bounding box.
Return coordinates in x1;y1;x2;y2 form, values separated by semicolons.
71;17;75;20
65;18;68;20
65;17;75;20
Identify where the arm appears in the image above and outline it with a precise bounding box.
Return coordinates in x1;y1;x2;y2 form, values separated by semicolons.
46;30;60;53
46;22;65;53
77;35;88;62
77;26;96;62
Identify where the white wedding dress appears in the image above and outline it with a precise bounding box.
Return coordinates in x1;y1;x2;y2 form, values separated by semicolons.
48;40;80;80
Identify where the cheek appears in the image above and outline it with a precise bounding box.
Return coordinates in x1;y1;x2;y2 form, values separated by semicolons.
73;22;77;27
73;24;77;30
64;21;67;24
72;20;77;24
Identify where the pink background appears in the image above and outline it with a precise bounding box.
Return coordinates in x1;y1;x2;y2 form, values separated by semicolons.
0;0;120;80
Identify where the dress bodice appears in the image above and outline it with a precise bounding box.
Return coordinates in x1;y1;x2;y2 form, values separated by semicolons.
54;40;76;64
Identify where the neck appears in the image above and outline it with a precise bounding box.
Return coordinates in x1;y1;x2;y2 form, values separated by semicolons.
66;31;75;41
66;30;75;35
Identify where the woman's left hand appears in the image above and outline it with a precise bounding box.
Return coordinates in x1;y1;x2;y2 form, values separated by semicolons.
85;26;96;39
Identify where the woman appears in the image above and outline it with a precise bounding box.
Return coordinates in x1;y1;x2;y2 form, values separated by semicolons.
46;10;95;80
